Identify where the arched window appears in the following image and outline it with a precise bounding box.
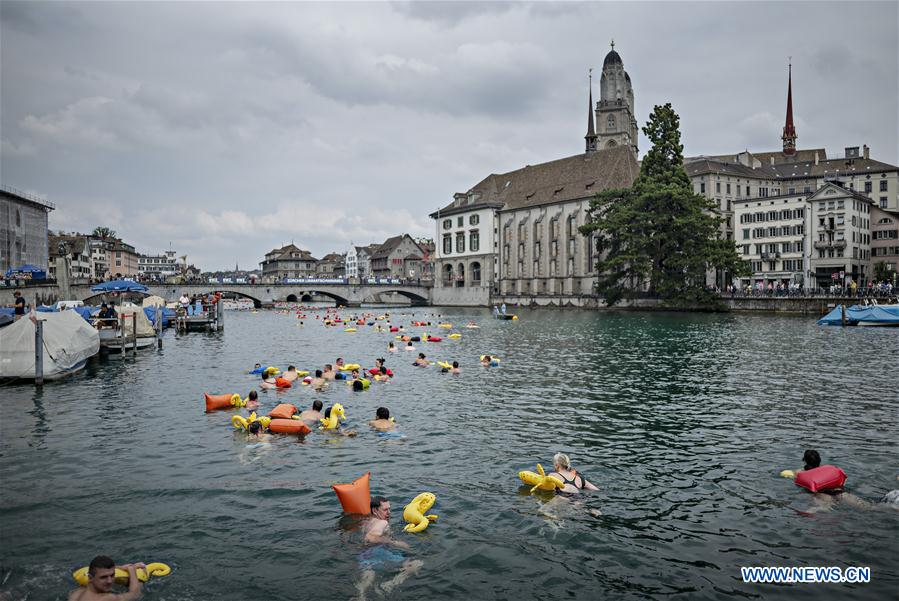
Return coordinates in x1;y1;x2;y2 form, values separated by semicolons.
456;263;465;287
471;262;481;284
607;115;615;131
606;140;617;148
15;209;22;227
443;264;453;285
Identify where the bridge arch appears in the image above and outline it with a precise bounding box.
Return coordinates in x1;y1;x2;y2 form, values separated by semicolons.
288;289;350;307
376;289;429;306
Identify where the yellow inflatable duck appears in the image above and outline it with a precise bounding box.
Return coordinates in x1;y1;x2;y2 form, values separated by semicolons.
518;463;565;493
320;403;346;430
73;563;171;586
436;361;452;370
338;363;361;371
403;492;438;533
232;412;272;431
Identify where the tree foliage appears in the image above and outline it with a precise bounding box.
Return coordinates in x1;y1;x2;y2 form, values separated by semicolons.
92;226;117;239
580;103;750;307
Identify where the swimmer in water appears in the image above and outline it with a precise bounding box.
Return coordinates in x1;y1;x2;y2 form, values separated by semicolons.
548;453;599;494
388;342;397;353
247;420;273;441
323;406;357;437
322;364;336;381
298;400;324;425
68;556;146;601
369;407;396;432
309;369;326;390
414;353;429;367
784;449;887;513
404;341;415;351
260;368;277;390
451;361;460;375
245;390;259;409
282;365;299;382
480;355;492;366
355;497;421;601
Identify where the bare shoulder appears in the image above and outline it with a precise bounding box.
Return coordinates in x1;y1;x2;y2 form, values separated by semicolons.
67;589;84;601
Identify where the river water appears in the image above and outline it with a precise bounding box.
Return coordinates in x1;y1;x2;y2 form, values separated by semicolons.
1;308;897;600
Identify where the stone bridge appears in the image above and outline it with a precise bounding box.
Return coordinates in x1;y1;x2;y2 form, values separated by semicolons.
0;282;432;308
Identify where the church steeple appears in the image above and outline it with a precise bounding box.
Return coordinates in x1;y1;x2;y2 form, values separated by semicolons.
782;60;797;155
585;68;597;153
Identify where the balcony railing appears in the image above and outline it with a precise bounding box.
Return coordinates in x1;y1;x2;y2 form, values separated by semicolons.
813;240;847;250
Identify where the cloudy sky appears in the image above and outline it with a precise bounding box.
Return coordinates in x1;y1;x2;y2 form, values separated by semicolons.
2;1;896;271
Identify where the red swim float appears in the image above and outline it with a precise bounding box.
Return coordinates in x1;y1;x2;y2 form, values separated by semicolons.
274;377;292;389
368;368;393;377
425;336;442;342
795;465;847;492
268;419;312;435
389;327;399;332
204;392;239;412
333;472;371;515
269;403;297;420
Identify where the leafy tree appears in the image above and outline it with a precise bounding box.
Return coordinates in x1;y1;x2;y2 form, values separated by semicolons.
872;261;891;283
92;226;117;239
580;103;749;307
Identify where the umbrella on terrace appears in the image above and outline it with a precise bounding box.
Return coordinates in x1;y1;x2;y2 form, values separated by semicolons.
90;279;149;293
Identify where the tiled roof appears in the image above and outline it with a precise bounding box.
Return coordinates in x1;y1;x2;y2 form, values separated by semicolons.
685;150;897;181
434;146;639;217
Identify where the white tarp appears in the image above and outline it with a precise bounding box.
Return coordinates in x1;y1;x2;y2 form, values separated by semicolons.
142;295;166;308
115;304;156;338
0;311;100;379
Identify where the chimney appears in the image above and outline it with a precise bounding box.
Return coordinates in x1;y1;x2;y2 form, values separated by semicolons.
770;156;775;165
863;144;869;160
814;151;819;165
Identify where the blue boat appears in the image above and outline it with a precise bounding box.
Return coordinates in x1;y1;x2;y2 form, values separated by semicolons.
816;304;899;327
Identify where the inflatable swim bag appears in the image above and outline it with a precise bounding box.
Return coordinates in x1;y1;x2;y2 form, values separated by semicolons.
795;465;846;492
268;419;312;435
205;393;244;412
333;472;371;515
269;403;298;420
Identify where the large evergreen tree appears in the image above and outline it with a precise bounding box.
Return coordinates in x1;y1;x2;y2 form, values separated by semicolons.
580;103;749;307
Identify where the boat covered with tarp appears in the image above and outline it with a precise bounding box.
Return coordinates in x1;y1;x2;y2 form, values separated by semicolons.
816;304;899;327
0;311;100;380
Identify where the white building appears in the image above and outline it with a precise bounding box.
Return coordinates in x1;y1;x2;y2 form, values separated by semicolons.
138;250;179;281
734;193;807;289
808;182;874;288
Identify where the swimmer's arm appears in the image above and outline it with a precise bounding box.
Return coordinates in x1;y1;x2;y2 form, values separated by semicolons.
116;563;145;600
583;479;599;491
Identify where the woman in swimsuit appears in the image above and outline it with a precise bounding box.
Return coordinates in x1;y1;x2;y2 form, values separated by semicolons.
548;452;598;494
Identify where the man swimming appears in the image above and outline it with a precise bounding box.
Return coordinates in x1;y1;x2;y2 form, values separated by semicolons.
298;400;324;425
369;407;396;432
68;556;145;601
355;497;421;601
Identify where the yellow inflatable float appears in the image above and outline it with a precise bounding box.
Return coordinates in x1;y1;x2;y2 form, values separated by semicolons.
403;492;438;533
320;403;346;430
344;328;357;333
436;361;452;369
447;333;462;339
779;469;796;479
73;563;171;586
232;412;272;431
438;323;453;329
338;363;361;371
518;464;564;493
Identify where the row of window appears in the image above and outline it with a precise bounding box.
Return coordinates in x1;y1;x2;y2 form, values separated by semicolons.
739;208;805;224
742;225;805;240
742;241;805;255
442;215;480;230
750;259;803;272
818;215;869;229
873;230;898;240
872;246;899;257
442;230;479;254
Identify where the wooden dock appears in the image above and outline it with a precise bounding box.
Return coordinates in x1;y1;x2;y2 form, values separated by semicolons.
176;300;224;332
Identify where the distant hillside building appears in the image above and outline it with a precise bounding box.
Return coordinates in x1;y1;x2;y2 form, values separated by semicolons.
138;250;180;281
260;244;318;280
370;235;425;278
316;252;346;277
1;185;54;274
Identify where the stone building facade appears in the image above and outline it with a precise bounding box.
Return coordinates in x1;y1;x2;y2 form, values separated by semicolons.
431;44;640;306
870;206;899;278
260;244;318;280
369;235;424;279
0;185;54;274
808;182;874;288
733;192;808;289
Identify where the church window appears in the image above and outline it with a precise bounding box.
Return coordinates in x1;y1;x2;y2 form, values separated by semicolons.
607;115;615;131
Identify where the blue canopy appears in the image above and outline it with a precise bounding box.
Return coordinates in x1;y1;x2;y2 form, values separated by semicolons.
817;304;899;326
5;264;47;278
144;306;175;327
91;280;149;293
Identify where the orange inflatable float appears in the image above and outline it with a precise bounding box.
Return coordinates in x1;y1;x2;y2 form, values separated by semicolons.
269;403;297;420
204;392;243;412
268;419;312;435
333;472;371;515
274;377;292;388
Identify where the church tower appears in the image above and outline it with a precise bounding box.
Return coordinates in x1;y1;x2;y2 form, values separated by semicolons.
781;61;797;155
596;41;638;155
